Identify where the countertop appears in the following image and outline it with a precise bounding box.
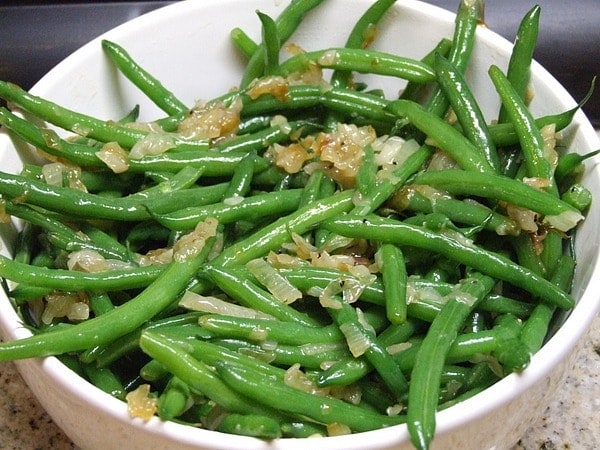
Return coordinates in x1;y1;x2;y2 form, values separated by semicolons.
0;313;598;449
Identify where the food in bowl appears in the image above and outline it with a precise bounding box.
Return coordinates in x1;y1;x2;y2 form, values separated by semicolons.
0;0;598;449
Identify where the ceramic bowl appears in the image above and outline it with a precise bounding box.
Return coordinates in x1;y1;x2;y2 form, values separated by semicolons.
0;1;599;449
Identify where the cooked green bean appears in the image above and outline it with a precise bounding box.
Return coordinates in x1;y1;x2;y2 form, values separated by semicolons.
378;243;408;324
407;272;495;450
323;215;574;309
326;295;409;399
240;0;325;87
0;236;216;360
425;0;483;117
409;169;582;229
0;81;205;150
279;47;436;83
101;40;189;116
497;5;540;124
329;0;398;89
434;53;500;171
489;65;554;184
214;358;405;432
386;99;495;173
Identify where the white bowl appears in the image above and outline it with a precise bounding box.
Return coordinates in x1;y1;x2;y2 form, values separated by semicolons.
1;1;599;449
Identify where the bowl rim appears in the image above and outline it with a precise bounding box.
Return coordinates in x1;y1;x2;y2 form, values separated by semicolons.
1;0;600;448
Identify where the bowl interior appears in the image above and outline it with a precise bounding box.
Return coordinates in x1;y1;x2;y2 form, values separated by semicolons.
1;0;599;449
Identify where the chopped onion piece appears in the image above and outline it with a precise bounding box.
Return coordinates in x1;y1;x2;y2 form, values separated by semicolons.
339;322;370;357
129;132;176;159
386;341;413;355
179;290;275;320
327;423;351;436
96;142;130;173
41;162;66;186
246;258;302;305
42;292;89;324
284;363;329;396
355;307;375;334
223;195;244;205
126;384;157;420
67;249;132;273
545;209;584;232
172;217;218;262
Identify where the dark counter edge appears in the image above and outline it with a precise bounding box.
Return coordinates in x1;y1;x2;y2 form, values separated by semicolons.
1;0;599;127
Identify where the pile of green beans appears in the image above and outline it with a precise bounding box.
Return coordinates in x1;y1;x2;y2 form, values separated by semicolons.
0;0;594;449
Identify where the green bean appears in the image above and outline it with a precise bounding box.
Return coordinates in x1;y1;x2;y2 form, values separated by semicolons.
0;254;164;292
240;85;394;125
139;331;278;417
240;0;325;87
319;322;515;388
137;182;230;215
279;48;436;83
205;266;319;326
478;294;534;317
280;420;327;438
351;143;433;216
214;359;405;432
323;215;574;309
407;272;495;450
489;65;554;184
387;187;520;236
386;99;494;173
214;338;351;370
130;165;204;199
512;233;546;277
139;359;169;382
489;108;578;148
78;222;134;262
211;189;355;267
490;313;530;373
356;144;377;199
221;153;256;201
399;38;453;102
329;0;398;89
126;150;270;175
152;189;303;231
0;107;99;166
158;375;192;420
88;314;211;367
554;148;600;187
0;171;150;221
257;12;280;76
82;363;126;400
409;169;582;230
0;81;205;150
230;27;259;58
88;292;115;317
434;53;500;171
0;236;216;360
561;183;593;211
326;296;409;400
521;255;575;353
425;0;483;117
101;40;189;116
216;413;282;439
198;314;337;345
11;222;37;265
497;5;540;124
377;243;408;324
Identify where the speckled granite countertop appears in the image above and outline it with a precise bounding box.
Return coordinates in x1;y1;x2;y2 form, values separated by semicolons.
0;312;598;449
